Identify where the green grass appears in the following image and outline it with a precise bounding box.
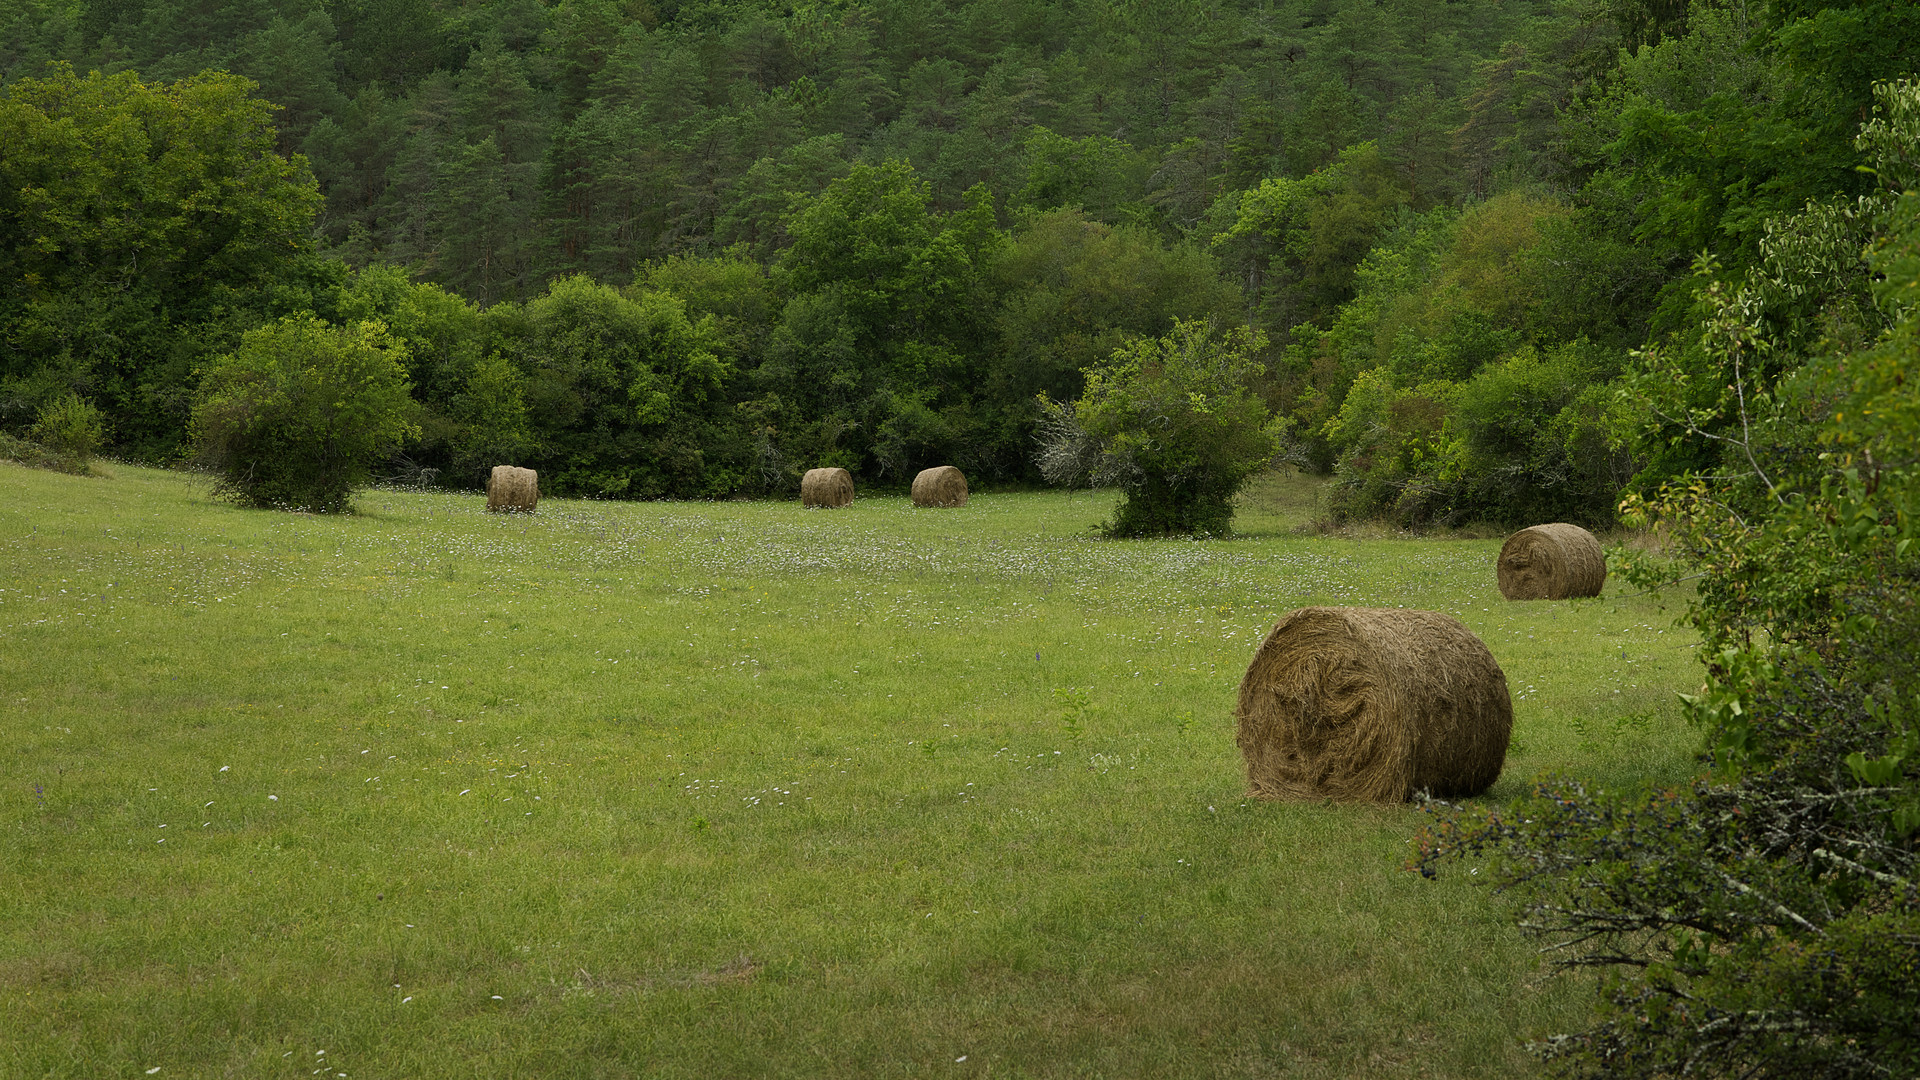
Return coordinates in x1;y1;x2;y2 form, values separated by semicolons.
1;462;1702;1078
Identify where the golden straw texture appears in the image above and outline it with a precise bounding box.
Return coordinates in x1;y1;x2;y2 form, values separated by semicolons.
910;466;968;507
1497;523;1606;600
1236;607;1512;803
801;467;855;508
486;466;538;513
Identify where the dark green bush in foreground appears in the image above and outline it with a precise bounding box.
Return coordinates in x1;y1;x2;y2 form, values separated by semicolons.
192;317;418;512
1416;81;1920;1079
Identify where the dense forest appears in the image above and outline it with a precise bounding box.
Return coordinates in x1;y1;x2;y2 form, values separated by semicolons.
1;0;1916;521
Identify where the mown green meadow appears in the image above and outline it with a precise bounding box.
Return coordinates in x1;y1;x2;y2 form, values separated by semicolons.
2;463;1701;1078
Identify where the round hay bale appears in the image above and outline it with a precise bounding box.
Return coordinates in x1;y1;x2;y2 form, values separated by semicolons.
486;466;538;513
1235;607;1512;804
1497;523;1605;600
910;466;968;508
801;467;854;508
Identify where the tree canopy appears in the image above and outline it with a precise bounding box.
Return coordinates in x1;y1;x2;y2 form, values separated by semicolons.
0;0;1913;524
0;64;324;457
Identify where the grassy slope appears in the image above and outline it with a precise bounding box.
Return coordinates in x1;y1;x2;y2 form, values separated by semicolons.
1;463;1700;1079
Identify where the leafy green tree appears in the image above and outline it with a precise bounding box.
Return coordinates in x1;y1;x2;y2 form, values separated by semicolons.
1451;40;1575;199
193;316;420;512
504;274;732;497
328;0;449;89
0;64;324;458
1416;79;1920;1080
766;159;1003;480
1569;2;1920;330
1623;198;1893;497
301;83;412;254
1038;319;1281;537
434;135;537;305
1444;341;1633;525
236;12;349;150
333;266;489;400
985;209;1239;471
1316;368;1458;523
1108;0;1211;142
1206;142;1408;341
1319;190;1570;387
447;351;533;485
1008;127;1151;224
1280;188;1607;495
640;248;776;371
712;135;852;258
779;160;998;362
1291;180;1656;525
15;0;1577;353
328;264;495;479
0;0;1735;520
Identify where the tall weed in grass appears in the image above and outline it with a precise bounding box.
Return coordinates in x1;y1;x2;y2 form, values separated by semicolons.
30;393;107;461
0;394;109;475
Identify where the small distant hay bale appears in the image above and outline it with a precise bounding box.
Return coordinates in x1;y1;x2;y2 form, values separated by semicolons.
1235;607;1513;804
910;466;968;508
801;467;854;508
1497;523;1606;600
486;466;538;513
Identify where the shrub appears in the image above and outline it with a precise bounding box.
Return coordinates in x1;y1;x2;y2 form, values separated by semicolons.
1322;340;1634;527
1448;341;1632;525
30;393;108;460
1413;81;1920;1079
1415;461;1920;1077
0;430;82;474
193;316;419;512
1038;319;1282;536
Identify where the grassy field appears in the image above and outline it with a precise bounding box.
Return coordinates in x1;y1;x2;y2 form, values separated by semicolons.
1;463;1702;1079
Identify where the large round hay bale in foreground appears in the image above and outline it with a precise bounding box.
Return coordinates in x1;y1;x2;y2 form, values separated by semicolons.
1236;607;1512;803
910;466;968;508
1497;523;1605;600
801;467;854;508
486;466;538;513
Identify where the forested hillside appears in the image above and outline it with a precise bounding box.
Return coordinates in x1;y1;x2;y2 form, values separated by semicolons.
4;0;1570;282
2;0;1916;518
